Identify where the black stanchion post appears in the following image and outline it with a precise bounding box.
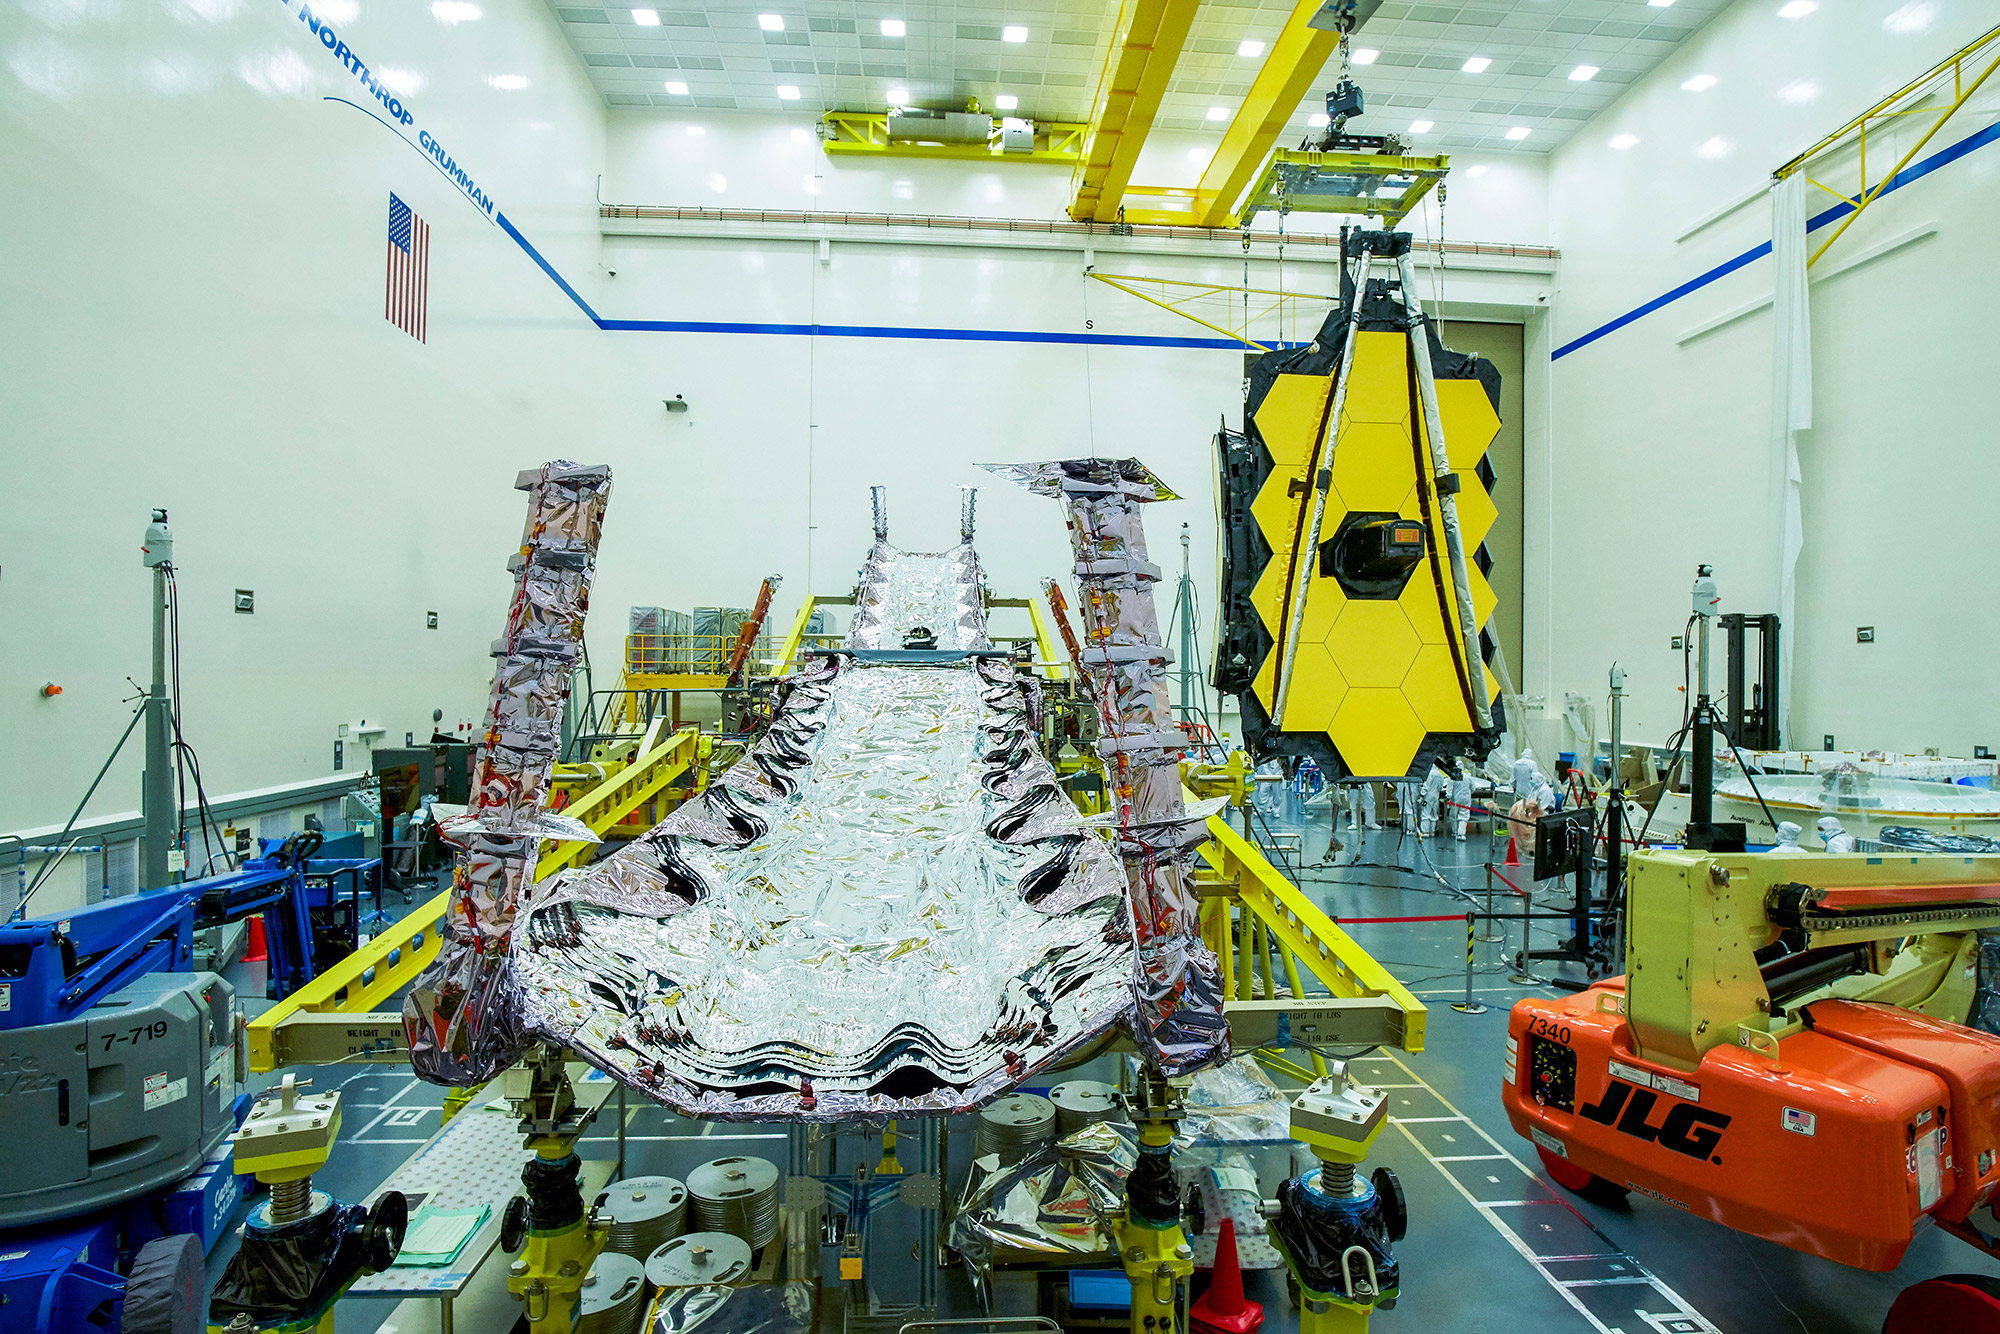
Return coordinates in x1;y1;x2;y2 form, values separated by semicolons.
1452;912;1488;1014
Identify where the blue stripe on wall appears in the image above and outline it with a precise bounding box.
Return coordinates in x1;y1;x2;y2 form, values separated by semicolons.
497;213;1297;348
494;117;1998;359
1551;116;2000;361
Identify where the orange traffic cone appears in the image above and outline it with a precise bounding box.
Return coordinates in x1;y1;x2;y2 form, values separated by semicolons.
243;916;270;998
1190;1218;1263;1334
1505;836;1520;867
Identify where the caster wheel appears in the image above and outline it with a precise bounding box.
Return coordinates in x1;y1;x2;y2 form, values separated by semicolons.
1885;1275;2000;1334
1536;1146;1628;1204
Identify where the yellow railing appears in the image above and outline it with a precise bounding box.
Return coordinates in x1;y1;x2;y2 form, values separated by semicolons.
536;720;699;879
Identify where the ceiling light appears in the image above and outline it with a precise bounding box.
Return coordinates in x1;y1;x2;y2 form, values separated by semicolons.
685;124;704;135
1187;146;1206;160
1649;0;1674;6
1698;135;1730;158
430;0;480;21
886;86;907;104
1681;73;1717;91
664;79;688;94
995;93;1017;109
1777;0;1816;16
488;73;528;89
880;17;904;37
1569;64;1598;81
1778;78;1818;104
1238;39;1265;57
1609;133;1639;149
758;13;784;30
776;84;800;99
1306;112;1329;127
1505;126;1530;140
1207;105;1230;120
1461;56;1491;73
1409;119;1433;133
1002;24;1027;42
632;8;658;23
1467;164;1487;177
1350;47;1378;64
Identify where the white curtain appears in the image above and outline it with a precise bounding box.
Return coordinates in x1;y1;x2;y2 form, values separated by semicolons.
1769;174;1811;748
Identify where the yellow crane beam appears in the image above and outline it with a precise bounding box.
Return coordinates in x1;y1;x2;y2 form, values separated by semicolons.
1068;0;1203;222
1174;0;1342;229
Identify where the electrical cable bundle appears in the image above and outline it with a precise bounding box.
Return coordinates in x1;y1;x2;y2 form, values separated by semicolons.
975;1093;1057;1166
599;1176;687;1260
687;1157;780;1250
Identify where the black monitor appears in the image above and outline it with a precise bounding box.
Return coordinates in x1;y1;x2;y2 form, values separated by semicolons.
1533;807;1594;881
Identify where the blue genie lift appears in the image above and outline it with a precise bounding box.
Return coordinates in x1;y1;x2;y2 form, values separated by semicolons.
0;834;380;1332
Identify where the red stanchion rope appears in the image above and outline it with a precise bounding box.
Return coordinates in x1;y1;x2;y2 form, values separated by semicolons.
1333;913;1469;924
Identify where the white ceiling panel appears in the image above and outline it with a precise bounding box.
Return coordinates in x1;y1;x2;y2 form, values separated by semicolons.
547;0;1731;155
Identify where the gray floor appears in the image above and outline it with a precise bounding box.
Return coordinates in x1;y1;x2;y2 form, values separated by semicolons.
217;813;2000;1334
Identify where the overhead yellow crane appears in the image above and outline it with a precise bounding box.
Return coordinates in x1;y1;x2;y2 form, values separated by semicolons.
1067;0;1202;222
1119;0;1344;227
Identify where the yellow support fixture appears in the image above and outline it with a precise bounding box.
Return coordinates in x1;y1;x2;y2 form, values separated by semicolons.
1190;0;1343;228
1774;23;2000;267
1025;597;1065;678
821;110;1087;163
776;595;820;670
1088;272;1275;350
1237;148;1450;228
1197;803;1428;1052
247;890;451;1071
1068;0;1202;222
534;720;698;879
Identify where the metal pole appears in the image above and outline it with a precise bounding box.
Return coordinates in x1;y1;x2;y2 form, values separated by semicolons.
616;1085;627;1181
1509;867;1537;985
1273;249;1374;727
1607;663;1627;973
143;513;174;892
919;1117;938;1309
1692;578;1715;830
1178;524;1195;726
1451;913;1486;1014
1397;249;1491;731
1477;863;1502;942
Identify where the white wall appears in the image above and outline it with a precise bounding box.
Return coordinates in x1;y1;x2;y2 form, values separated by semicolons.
1540;0;2000;753
2;0;1556;866
1;0;616;841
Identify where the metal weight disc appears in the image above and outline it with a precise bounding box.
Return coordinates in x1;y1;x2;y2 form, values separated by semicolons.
645;1232;754;1287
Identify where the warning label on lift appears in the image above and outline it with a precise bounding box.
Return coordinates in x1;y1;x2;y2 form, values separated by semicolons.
143;1072;189;1112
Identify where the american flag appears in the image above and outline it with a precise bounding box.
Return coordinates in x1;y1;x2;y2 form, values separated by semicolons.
385;193;429;343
